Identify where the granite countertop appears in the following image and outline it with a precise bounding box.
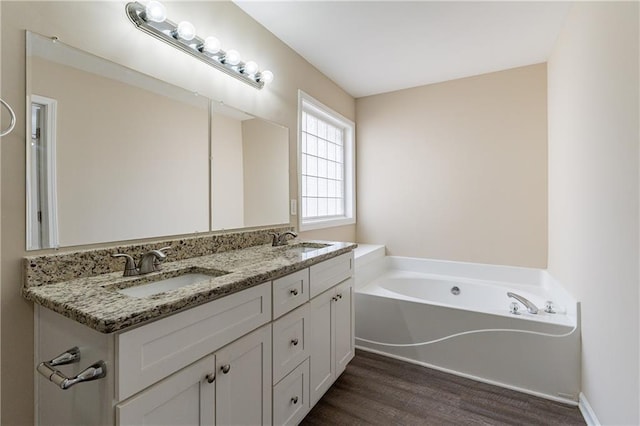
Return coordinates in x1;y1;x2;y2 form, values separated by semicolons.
23;240;356;334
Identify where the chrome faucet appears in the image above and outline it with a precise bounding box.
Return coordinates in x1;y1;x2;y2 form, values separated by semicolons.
507;292;539;314
271;231;298;247
112;247;171;276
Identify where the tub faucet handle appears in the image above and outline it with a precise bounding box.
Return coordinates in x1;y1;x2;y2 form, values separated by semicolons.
507;292;539;314
544;301;556;314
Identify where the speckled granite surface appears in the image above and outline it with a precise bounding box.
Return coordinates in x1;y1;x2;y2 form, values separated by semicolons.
23;239;356;334
24;226;293;288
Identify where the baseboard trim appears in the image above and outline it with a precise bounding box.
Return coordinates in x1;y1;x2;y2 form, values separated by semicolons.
355;345;579;406
579;393;600;426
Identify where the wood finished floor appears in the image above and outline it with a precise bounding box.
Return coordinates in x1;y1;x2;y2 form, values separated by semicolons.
301;350;585;426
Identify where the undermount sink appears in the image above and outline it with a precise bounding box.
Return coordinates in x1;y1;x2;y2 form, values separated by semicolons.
284;242;332;253
115;269;229;298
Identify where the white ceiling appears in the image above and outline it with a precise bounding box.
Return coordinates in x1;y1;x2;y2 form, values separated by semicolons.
234;1;571;98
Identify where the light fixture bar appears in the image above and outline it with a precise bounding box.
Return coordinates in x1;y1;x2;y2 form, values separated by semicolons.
126;2;270;89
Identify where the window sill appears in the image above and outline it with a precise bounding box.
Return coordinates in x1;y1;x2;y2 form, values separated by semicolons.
299;217;355;232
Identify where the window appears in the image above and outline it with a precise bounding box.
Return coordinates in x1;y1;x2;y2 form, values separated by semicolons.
298;91;355;231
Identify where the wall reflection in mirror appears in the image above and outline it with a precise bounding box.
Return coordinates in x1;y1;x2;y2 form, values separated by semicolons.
26;32;289;250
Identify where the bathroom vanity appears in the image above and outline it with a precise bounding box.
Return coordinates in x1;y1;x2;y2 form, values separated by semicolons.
24;236;355;425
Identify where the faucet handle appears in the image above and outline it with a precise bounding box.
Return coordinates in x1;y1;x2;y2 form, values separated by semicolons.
112;253;138;276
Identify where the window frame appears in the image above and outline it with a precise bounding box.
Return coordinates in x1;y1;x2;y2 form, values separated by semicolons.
297;90;356;231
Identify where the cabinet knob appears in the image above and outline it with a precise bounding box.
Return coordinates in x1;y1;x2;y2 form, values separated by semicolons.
291;396;299;404
221;364;231;374
291;338;299;346
290;289;299;296
205;373;215;383
337;293;343;299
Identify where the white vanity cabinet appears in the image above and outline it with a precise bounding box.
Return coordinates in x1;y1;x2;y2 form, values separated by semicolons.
34;250;354;426
309;278;354;406
117;325;272;426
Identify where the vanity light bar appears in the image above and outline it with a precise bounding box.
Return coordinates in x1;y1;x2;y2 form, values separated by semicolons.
125;1;273;89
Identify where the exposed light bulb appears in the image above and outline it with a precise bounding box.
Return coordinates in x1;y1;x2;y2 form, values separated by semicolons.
201;36;221;55
224;49;241;66
243;61;259;75
259;70;274;84
144;1;166;23
175;21;196;41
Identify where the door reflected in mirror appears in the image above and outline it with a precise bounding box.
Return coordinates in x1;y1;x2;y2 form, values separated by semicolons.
26;32;289;250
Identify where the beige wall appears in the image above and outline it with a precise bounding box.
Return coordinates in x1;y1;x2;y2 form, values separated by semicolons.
242;118;289;227
0;1;355;423
211;113;245;230
547;2;639;424
356;64;548;267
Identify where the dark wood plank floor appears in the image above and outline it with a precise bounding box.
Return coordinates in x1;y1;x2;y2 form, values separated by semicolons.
301;350;585;426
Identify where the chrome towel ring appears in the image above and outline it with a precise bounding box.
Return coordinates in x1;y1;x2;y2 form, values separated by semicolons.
0;98;16;137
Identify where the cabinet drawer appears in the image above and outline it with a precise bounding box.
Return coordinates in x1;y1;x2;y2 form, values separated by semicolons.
273;359;309;426
309;252;353;298
273;269;309;319
117;282;271;401
272;304;309;384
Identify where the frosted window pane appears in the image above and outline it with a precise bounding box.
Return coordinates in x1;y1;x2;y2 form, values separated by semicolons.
318;139;327;158
327;143;336;161
307;115;317;134
302;112;307;131
301;133;307;153
302;198;307;217
328;198;336;216
336;129;343;146
328;179;336;197
336;163;343;179
308;176;318;197
318;198;328;217
307;135;317;156
318;178;327;197
318;158;327;178
336;145;343;162
302;154;307;174
337;198;344;215
307;156;317;176
318;120;327;139
327;125;336;143
308;198;317;217
327;161;336;179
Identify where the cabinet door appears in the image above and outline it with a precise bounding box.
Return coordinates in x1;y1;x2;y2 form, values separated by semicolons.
117;355;215;426
216;324;272;426
334;278;354;375
309;289;335;406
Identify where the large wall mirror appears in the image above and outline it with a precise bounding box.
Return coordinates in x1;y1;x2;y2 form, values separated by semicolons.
26;32;289;250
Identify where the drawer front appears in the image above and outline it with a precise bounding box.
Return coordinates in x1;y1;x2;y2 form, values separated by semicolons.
117;282;271;401
272;304;310;384
309;252;353;298
273;359;309;426
272;269;309;319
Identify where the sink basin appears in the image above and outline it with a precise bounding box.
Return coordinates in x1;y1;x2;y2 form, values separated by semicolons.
116;269;228;298
284;242;332;254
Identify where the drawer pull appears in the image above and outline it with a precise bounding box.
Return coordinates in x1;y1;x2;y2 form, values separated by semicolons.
36;347;107;390
205;373;215;383
290;289;299;296
291;338;299;346
221;364;231;374
291;396;299;404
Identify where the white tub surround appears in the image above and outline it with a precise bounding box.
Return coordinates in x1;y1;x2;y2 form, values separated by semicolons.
354;253;581;405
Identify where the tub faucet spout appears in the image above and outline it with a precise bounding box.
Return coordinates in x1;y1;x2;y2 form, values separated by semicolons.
507;292;539;314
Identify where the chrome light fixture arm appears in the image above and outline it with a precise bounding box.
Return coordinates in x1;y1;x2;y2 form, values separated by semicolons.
126;2;272;89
